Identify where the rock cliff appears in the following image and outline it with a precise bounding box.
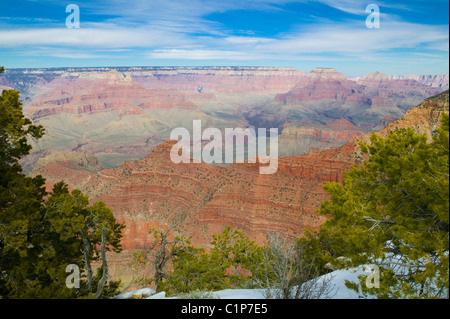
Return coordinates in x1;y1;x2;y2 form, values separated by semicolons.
31;91;449;250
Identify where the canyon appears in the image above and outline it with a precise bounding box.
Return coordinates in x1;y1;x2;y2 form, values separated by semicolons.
0;67;446;173
28;90;449;251
1;67;448;246
1;67;448;286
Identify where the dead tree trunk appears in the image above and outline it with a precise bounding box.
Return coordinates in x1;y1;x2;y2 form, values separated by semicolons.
82;237;93;293
94;226;109;299
142;222;187;292
82;227;110;299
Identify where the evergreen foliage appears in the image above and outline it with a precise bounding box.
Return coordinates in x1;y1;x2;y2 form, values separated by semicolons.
0;89;124;298
305;113;449;298
157;226;265;295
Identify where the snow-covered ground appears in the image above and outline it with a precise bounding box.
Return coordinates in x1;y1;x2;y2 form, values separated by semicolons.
114;267;374;299
114;288;157;299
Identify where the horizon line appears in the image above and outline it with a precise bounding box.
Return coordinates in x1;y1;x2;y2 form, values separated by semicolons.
2;66;449;77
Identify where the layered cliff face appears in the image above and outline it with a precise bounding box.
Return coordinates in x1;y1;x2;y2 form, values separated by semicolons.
30;91;449;250
248;69;443;156
257;69;442;127
32;139;352;249
18;70;231;172
130;66;306;93
1;67;444;173
278;118;362;155
309;90;449;165
7;67;305;173
390;74;449;89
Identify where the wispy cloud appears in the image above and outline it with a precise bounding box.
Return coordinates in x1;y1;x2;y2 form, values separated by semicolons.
148;49;261;60
255;22;449;54
310;0;400;15
0;26;193;48
3;19;447;54
0;0;448;75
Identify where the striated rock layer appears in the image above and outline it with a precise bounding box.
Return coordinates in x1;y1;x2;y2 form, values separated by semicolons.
390;74;449;89
31;91;449;250
33;140;352;248
1;67;445;174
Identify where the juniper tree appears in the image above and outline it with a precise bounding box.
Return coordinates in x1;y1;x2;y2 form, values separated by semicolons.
309;112;449;299
160;226;265;295
133;222;191;292
0;88;124;298
0;89;47;297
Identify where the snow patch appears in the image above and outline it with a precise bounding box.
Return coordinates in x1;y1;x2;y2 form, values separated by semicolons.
115;267;376;299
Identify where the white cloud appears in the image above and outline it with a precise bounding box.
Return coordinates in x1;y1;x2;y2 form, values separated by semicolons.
225;37;274;44
0;27;192;48
148;49;261;60
1;18;447;58
0;0;447;70
254;22;449;54
308;0;415;15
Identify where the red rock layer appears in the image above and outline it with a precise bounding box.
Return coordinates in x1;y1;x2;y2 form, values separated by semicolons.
29;86;449;251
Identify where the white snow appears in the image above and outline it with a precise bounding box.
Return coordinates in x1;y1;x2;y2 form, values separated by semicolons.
146;291;172;299
319;267;374;299
210;289;266;299
113;287;155;299
115;267;376;299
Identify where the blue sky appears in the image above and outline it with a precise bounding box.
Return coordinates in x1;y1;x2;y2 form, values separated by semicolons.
0;0;448;76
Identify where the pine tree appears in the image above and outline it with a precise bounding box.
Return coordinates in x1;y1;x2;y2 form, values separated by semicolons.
0;88;124;298
134;224;191;293
160;226;265;295
311;113;449;298
0;89;48;297
209;226;264;286
44;182;125;298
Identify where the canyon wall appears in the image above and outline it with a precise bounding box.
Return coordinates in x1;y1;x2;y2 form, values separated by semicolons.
1;67;444;173
30;91;449;250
